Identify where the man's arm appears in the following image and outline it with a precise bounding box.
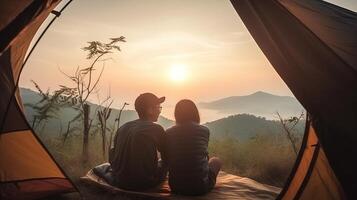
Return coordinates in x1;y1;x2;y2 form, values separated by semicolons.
155;126;168;167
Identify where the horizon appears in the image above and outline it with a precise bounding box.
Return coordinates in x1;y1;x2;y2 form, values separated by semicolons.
19;0;356;121
21;86;303;123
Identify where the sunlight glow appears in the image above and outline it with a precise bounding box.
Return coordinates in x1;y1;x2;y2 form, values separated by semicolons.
169;63;187;82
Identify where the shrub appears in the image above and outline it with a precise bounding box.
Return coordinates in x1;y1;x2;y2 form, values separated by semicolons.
209;133;302;187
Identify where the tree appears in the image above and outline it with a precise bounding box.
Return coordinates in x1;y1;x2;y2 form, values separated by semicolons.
109;102;129;150
28;37;126;165
58;37;126;164
96;94;113;159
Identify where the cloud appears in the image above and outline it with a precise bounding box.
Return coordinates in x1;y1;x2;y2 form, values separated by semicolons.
123;31;253;64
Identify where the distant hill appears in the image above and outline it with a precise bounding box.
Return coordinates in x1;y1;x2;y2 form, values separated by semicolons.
204;114;305;141
199;91;304;119
20;88;174;137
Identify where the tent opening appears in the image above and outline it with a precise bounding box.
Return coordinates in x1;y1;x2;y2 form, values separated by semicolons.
18;0;306;199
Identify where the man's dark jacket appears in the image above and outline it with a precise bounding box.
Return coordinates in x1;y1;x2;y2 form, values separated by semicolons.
109;119;167;190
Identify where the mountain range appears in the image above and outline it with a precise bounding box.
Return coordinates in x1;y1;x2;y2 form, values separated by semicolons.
199;91;304;119
20;88;305;140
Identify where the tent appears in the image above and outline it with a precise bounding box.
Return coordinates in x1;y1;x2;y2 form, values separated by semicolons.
1;0;356;199
0;0;76;199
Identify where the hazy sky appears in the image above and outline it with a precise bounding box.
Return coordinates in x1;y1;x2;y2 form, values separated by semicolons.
20;0;357;120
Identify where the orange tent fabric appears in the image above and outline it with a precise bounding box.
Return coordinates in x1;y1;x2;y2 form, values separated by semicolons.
0;1;75;199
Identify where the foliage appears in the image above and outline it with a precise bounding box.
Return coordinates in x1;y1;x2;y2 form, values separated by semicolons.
209;133;302;187
41;123;302;188
95;95;113;159
57;37;126;108
208;114;305;187
28;37;126;165
206;113;305;141
25;80;67;132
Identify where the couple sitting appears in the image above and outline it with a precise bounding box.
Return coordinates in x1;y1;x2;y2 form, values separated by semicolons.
106;92;222;195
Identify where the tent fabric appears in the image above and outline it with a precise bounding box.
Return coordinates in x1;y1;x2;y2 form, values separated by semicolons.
278;121;317;199
298;142;345;200
278;121;344;200
0;1;33;33
0;1;75;199
279;0;357;71
1;178;73;200
1;97;29;133
0;130;64;181
230;0;357;198
81;169;281;200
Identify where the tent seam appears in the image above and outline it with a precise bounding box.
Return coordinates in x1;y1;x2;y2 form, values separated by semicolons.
0;127;34;135
1;177;68;184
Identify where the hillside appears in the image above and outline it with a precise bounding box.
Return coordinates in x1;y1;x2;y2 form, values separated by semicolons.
20;88;174;137
200;91;304;119
20;88;305;140
204;114;305;141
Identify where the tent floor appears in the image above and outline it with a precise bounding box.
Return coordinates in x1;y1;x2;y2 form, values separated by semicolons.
74;169;281;200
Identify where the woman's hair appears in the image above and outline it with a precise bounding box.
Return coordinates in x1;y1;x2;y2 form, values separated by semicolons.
174;99;200;124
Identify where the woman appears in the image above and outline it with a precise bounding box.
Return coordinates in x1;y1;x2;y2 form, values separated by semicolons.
166;99;222;195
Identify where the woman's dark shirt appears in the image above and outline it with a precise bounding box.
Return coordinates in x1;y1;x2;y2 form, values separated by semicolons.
166;122;210;194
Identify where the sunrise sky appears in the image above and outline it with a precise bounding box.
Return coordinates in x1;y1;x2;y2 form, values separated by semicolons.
20;0;357;121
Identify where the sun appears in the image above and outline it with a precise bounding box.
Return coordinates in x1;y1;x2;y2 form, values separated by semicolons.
169;64;187;82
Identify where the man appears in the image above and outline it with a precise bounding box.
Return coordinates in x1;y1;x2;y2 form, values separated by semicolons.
109;93;167;190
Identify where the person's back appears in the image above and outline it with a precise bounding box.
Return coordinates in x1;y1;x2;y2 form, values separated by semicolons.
166;99;222;195
109;92;167;190
109;119;166;190
166;123;211;194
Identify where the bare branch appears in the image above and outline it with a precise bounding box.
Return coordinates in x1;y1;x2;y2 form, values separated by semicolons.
276;112;298;155
83;65;105;102
287;111;305;132
86;53;106;93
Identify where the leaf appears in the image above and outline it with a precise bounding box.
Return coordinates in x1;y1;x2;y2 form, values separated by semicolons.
112;46;121;51
110;36;126;43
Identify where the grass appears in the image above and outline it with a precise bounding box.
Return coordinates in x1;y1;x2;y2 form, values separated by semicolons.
209;134;302;187
41;134;108;181
37;124;302;199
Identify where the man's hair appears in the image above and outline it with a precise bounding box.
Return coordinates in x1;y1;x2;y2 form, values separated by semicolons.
135;101;152;119
136;107;147;119
174;99;200;124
